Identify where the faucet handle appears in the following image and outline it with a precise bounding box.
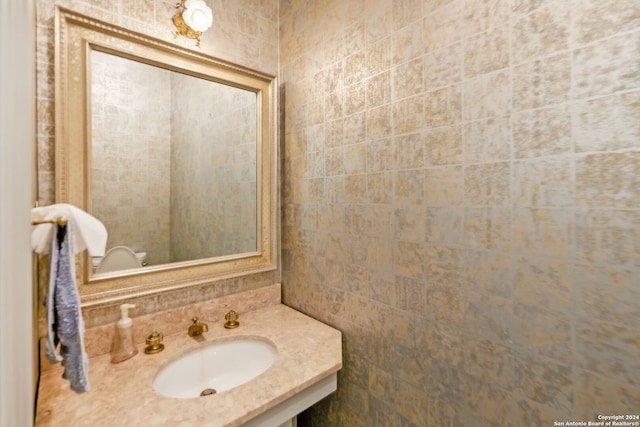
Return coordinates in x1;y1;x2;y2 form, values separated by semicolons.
224;310;239;329
144;331;164;354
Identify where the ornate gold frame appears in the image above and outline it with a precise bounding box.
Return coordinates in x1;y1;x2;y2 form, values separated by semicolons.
54;7;278;307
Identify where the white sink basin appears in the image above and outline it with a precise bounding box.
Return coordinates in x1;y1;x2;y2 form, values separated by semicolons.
153;339;277;398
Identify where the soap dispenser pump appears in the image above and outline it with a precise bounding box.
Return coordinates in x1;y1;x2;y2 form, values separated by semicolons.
110;303;138;364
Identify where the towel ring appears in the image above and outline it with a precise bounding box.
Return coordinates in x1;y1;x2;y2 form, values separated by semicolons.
32;217;68;226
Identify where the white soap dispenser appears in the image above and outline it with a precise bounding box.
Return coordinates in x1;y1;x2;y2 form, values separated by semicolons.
110;303;138;364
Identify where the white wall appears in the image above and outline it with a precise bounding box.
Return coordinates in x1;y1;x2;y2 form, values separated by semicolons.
0;1;36;426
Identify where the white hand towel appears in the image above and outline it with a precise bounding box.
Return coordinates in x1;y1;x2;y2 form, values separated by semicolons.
31;203;108;256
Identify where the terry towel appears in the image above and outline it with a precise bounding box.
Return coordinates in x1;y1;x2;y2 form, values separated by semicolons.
31;203;107;257
44;220;90;393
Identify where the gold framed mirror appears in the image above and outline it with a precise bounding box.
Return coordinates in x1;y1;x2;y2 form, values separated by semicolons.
55;7;278;307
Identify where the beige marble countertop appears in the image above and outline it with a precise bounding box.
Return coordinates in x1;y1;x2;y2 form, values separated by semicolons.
35;304;342;427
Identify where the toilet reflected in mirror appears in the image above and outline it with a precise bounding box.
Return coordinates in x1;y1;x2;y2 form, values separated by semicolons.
94;246;145;274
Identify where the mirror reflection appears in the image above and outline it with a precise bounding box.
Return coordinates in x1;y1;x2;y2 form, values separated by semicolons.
90;51;258;274
55;7;277;304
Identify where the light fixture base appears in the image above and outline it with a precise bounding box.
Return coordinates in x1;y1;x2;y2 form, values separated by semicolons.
172;0;212;47
172;13;202;47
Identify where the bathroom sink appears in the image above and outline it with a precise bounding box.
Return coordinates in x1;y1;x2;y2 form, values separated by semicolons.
153;339;277;398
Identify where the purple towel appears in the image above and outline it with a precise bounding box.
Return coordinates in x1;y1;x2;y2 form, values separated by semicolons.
44;219;90;393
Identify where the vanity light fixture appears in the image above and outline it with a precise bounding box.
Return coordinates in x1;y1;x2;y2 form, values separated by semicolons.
172;0;213;47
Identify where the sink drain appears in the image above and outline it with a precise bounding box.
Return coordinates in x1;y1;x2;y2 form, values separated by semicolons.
200;388;217;396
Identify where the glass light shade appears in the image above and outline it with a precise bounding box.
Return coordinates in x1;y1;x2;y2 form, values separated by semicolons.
182;0;213;33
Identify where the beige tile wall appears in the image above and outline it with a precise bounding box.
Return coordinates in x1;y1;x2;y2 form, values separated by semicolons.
279;0;640;425
35;0;279;328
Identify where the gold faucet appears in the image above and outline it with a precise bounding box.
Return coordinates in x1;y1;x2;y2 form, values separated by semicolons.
188;317;209;336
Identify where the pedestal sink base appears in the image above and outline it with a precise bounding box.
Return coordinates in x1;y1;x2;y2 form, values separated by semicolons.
242;373;337;427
